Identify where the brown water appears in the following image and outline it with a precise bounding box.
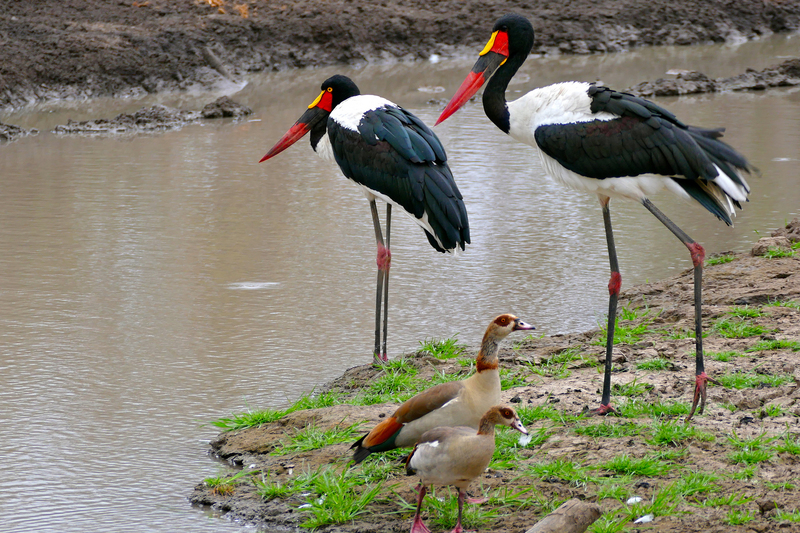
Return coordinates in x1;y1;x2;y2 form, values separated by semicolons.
1;34;799;532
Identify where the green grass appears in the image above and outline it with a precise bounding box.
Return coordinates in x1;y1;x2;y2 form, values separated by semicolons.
708;350;743;362
647;420;715;447
490;427;549;470
712;317;768;338
716;372;793;389
636;358;672;370
774;509;800;522
524;459;593;486
763;299;800;310
729;464;758;481
500;368;529;390
762;245;798;258
611;379;653;398
724;509;755;525
254;471;306;500
775;434;800;455
517;404;581;425
674;470;719;497
574;421;645;439
697;492;753;507
601;454;672;477
204;468;254;496
419;335;467;359
523;349;592;379
615;398;690;418
727;306;765;318
747;339;800;352
271;422;363;455
299;468;386;529
765;481;795;491
762;404;785;417
211;390;345;431
706;254;735;266
726;432;776;465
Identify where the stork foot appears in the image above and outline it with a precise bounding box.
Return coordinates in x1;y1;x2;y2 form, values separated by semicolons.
584;403;616;417
377;243;391;271
372;352;389;366
686;372;721;422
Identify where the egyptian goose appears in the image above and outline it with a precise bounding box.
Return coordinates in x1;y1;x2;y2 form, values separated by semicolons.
406;405;528;533
351;314;534;464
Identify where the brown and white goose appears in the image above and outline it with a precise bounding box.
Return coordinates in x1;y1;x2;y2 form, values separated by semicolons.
350;314;534;464
405;405;528;533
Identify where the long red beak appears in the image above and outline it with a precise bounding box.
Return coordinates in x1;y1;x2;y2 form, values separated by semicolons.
260;104;330;162
259;121;311;162
436;50;509;126
436;71;487;125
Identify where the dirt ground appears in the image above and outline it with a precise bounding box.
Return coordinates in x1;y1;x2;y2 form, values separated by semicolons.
190;220;800;533
2;0;800;109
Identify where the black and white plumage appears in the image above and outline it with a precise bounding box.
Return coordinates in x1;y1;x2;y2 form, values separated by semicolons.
261;75;470;364
437;13;755;419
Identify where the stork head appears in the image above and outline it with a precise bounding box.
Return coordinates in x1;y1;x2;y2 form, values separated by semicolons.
436;14;534;125
260;75;360;162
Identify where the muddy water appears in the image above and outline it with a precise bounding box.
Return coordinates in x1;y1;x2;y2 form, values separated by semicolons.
1;34;799;532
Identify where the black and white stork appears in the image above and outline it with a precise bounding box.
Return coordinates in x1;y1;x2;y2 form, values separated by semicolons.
261;75;470;364
436;14;754;419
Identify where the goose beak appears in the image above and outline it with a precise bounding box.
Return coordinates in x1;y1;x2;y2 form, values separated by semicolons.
436;30;510;125
260;104;330;162
513;318;535;332
511;418;528;435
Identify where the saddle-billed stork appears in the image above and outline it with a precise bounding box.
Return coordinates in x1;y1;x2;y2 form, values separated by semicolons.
436;13;754;419
261;75;470;364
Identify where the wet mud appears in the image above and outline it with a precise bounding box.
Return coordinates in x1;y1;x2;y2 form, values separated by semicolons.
627;58;800;97
2;0;800;109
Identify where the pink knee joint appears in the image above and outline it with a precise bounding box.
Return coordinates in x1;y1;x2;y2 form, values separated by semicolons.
687;242;705;268
608;271;621;296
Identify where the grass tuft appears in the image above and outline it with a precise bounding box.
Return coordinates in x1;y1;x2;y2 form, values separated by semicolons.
716;372;793;390
712;317;768;338
706;254;735;266
419;336;466;359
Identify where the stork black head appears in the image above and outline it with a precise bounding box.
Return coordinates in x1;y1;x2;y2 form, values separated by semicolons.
436;13;535;128
260;75;361;161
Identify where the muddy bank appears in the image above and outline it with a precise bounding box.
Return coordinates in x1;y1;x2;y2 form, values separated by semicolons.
2;1;800;109
627;58;800;97
0;121;37;142
191;220;800;532
50;96;251;135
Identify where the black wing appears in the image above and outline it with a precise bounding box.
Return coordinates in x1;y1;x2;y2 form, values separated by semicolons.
534;86;753;224
329;105;470;252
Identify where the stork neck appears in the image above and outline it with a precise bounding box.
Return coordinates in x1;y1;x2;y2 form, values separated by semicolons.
482;53;524;134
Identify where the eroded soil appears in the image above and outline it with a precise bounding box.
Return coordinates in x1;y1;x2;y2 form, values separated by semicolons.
2;0;800;109
626;58;800;97
191;221;800;532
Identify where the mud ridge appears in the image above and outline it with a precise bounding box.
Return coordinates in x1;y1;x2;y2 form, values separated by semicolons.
2;0;800;109
50;96;251;136
626;58;800;97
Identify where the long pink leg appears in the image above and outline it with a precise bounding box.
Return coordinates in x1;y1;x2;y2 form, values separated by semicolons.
370;201;391;364
641;199;720;421
410;484;431;533
590;197;619;415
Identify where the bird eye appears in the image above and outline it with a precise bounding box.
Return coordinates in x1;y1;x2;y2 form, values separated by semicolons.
327;87;333;92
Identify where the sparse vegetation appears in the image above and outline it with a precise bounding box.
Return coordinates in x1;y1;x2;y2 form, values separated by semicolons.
419;335;466;359
706;254;735;266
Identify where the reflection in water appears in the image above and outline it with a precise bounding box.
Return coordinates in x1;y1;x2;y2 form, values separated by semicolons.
0;34;799;532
